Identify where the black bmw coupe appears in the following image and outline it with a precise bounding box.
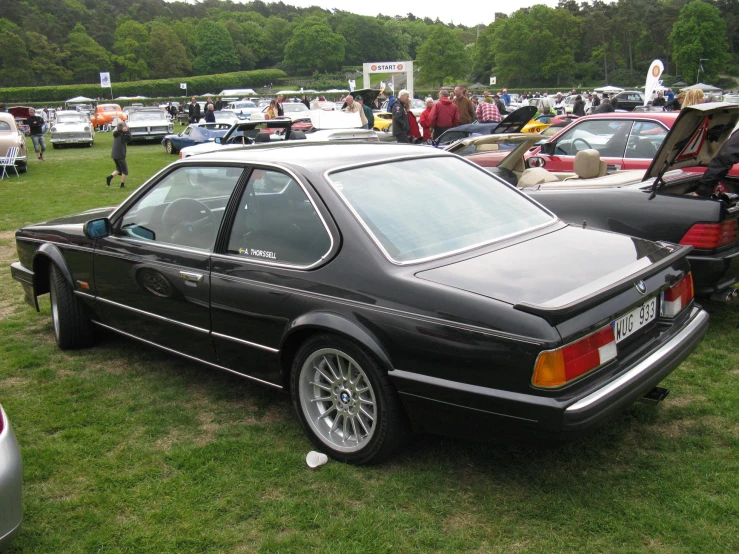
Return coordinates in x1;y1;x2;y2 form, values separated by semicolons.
11;143;708;463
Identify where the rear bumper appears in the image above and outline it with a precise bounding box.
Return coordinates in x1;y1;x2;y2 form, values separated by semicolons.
50;137;93;144
392;307;709;442
689;245;739;296
0;405;23;551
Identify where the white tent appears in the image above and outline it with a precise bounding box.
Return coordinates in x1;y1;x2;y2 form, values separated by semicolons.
324;89;350;93
66;96;95;103
680;82;722;92
593;86;624;93
219;88;256;97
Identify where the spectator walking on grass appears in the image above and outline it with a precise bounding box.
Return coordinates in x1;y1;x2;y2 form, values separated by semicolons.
27;108;47;162
204;104;216;123
107;122;131;188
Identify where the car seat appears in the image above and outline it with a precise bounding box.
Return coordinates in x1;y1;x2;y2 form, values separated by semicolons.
518;167;560;188
255;132;271;143
569;149;607;179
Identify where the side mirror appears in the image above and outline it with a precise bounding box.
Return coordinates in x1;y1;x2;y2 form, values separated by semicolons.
431;140;439;148
539;141;555;155
84;218;111;240
214;137;222;144
527;157;545;168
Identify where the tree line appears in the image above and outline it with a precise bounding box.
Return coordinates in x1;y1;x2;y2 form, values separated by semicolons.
0;0;736;90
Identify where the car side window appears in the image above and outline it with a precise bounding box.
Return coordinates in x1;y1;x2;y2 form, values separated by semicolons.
118;166;243;251
625;122;667;159
226;169;332;267
554;120;632;157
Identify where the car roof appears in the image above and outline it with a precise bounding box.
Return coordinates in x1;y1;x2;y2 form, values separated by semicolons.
182;143;447;175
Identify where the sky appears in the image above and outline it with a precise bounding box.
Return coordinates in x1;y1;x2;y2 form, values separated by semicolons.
253;0;561;28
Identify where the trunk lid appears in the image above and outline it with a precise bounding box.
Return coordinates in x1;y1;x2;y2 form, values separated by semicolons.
417;225;690;325
644;102;739;182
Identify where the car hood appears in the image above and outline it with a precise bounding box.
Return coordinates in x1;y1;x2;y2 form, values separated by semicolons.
32;206;117;227
8;106;32;118
417;225;678;309
342;89;381;109
493;106;537;134
128;120;168;127
644;102;739;181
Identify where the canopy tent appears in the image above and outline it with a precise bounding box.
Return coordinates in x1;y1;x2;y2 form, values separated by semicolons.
593;86;624;93
115;96;148;100
469;82;487;89
324;89;350;93
671;81;687;87
66;96;95;103
218;89;256;97
680;82;721;92
275;90;319;95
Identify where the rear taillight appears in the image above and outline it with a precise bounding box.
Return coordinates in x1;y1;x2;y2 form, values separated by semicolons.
679;220;737;249
660;273;694;318
532;325;617;388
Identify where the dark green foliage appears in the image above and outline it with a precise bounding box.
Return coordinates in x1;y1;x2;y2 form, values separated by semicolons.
193;20;240;75
0;69;286;103
416;26;468;87
283;17;346;72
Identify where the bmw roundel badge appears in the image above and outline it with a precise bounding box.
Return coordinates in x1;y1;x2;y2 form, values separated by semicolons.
635;280;647;295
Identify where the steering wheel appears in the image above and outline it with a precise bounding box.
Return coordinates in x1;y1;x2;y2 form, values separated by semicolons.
226;135;254;145
572;137;592;151
161;198;215;246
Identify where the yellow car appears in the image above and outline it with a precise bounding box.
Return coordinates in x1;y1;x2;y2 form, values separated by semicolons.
373;111;393;131
521;119;551;134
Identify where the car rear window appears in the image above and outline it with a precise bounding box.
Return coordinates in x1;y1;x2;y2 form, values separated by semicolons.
328;156;554;263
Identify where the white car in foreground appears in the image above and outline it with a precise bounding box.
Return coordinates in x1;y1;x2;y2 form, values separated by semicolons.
127;109;174;142
50;111;94;148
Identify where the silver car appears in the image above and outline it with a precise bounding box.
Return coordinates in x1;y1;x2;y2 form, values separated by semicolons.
0;402;22;550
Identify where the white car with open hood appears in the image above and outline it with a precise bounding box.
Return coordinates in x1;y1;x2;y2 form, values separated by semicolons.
50;111;94;148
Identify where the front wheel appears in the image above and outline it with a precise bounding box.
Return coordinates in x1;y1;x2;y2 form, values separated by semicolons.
49;264;95;350
291;334;408;464
165;140;174;154
52;143;60;149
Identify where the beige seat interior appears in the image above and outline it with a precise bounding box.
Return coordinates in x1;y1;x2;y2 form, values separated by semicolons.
518;167;560;187
565;149;607;180
535;169;646;189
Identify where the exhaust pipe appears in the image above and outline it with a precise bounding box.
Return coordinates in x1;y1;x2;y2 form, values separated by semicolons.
639;386;670;405
710;288;739;304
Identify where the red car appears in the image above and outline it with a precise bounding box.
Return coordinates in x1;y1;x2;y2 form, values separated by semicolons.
468;111;739;178
469;112;677;171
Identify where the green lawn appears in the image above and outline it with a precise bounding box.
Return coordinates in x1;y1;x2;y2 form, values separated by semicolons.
1;133;738;553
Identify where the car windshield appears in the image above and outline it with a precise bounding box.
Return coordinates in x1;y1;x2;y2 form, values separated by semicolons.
329;157;554;263
57;115;88;124
130;111;166;121
102;106;118;112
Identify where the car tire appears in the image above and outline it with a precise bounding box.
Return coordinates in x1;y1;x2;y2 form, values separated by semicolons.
49;264;95;350
165;140;174;154
17;163;27;174
52;143;60;149
290;334;409;465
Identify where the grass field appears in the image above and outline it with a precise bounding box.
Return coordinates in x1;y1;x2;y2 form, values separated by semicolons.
1;132;739;553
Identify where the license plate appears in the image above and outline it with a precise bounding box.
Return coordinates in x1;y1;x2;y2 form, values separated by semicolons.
612;297;657;343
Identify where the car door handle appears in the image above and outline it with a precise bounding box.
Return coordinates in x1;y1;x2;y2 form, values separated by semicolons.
179;271;203;283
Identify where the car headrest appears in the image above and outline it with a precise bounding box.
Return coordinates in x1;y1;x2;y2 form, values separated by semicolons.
255;132;271;143
518;167;559;188
290;130;306;140
573;149;607;179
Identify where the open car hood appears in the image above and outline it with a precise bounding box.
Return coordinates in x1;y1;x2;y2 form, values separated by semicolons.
8;106;32;119
341;89;381;110
644;102;739;181
493;106;537;134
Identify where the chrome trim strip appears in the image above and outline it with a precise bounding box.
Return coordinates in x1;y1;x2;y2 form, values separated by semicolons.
565;308;708;413
16;237;94;253
94;296;210;334
74;290;96;300
392;370;538;422
210;272;543;345
323;154;559;266
91;321;283;390
212;332;280;353
108;235;211;255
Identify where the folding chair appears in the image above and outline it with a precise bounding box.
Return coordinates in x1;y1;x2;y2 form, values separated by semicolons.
0;147;19;180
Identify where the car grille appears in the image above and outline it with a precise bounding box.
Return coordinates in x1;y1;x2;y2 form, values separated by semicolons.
56;132;90;140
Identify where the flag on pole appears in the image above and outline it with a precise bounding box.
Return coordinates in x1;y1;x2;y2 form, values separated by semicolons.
379;82;386;92
100;72;111;88
490;76;497;85
643;60;664;106
180;83;187;90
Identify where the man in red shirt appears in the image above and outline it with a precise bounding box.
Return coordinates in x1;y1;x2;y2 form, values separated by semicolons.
427;90;459;140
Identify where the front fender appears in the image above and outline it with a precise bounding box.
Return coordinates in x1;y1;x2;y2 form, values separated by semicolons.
281;312;393;372
33;243;74;297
